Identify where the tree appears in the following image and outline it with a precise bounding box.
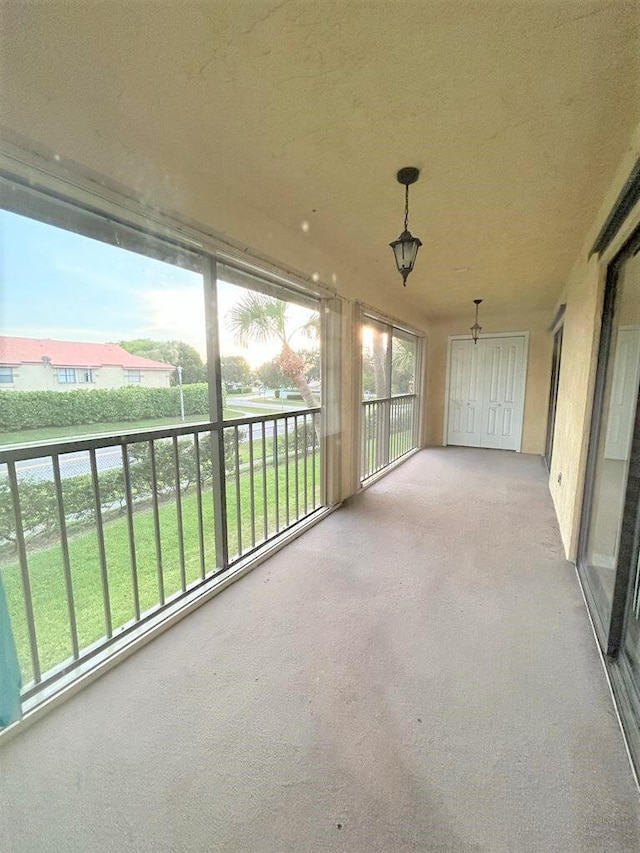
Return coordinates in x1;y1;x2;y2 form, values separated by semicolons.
362;328;388;398
220;355;252;387
119;339;206;385
297;348;321;383
256;358;287;390
228;294;319;409
391;337;416;395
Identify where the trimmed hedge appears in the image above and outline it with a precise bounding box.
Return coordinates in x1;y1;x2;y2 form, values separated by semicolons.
0;384;211;431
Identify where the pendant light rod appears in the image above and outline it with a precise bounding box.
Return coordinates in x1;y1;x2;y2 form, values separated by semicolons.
471;298;483;344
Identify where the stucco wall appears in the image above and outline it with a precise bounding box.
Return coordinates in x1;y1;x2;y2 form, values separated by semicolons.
546;260;603;559
95;367;171;389
549;121;640;560
8;363;58;391
424;308;553;455
4;363;172;391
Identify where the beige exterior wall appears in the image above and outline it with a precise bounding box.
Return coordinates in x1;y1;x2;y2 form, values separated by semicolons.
546;259;603;560
3;363;172;391
549;120;640;560
424;308;552;455
95;367;171;389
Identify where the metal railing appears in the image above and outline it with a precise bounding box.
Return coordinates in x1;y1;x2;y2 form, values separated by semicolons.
0;408;322;702
223;409;321;561
361;394;417;481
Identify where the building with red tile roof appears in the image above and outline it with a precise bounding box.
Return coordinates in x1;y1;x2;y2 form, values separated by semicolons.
0;336;174;391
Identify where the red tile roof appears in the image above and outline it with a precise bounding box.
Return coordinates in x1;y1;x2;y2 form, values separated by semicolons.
0;337;174;371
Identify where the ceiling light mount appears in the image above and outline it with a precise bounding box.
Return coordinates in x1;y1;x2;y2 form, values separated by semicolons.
390;166;423;286
396;166;420;186
470;298;483;344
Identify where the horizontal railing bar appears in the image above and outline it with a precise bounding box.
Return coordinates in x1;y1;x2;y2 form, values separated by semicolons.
0;408;322;462
362;394;415;407
222;407;320;427
0;421;219;462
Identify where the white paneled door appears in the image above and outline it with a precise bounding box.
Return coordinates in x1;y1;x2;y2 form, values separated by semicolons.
447;335;527;451
448;339;483;446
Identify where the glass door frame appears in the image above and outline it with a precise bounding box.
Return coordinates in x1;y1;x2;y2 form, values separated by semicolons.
577;228;640;649
544;322;564;470
577;226;640;779
358;307;423;484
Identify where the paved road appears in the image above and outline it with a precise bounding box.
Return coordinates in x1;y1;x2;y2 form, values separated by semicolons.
11;411;315;482
14;446;124;481
226;395;307;413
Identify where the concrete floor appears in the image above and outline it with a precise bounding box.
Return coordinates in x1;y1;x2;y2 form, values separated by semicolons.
1;448;639;852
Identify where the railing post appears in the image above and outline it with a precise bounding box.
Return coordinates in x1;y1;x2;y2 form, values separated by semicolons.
7;460;40;684
320;296;342;506
203;255;229;572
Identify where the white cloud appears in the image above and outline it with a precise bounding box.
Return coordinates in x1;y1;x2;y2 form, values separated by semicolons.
138;287;207;355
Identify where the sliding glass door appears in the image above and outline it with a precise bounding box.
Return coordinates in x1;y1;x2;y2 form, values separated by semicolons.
360;311;421;482
578;228;640;771
579;239;640;634
216;265;323;562
0;177;328;713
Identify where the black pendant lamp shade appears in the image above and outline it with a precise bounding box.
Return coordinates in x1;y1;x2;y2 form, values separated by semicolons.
390;167;422;285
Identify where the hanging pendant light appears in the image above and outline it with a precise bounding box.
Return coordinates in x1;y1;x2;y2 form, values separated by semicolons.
470;298;483;344
390;167;422;286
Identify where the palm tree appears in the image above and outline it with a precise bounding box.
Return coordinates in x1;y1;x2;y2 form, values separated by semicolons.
391;337;416;394
227;293;319;409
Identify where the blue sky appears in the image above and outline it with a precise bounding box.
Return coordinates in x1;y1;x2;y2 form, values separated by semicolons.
0;208;207;352
0;208;317;366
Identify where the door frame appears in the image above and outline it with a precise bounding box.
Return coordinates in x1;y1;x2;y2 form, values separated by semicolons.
544;323;564;470
577;229;640;648
574;226;640;781
443;331;530;452
357;303;425;485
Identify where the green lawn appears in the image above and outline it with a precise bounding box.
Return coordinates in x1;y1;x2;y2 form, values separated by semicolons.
242;394;307;406
361;427;415;478
1;452;321;684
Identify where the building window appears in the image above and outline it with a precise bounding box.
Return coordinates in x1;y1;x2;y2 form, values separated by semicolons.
0;366;14;384
77;368;94;384
126;370;142;384
57;368;76;384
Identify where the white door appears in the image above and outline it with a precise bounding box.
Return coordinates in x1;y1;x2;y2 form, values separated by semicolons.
446;336;527;451
447;338;483;446
479;337;526;450
604;327;640;461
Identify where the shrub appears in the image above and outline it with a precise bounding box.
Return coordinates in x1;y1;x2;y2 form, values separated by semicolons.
0;429;250;549
296;420;319;454
0;384;211;431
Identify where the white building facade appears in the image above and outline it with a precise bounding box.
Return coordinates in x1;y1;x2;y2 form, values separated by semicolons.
0;337;174;391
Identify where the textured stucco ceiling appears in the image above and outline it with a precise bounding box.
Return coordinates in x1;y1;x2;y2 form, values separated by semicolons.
0;1;639;322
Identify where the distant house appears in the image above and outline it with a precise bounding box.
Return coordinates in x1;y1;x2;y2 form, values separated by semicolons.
0;336;174;391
